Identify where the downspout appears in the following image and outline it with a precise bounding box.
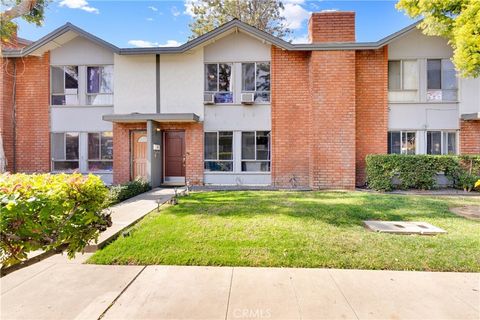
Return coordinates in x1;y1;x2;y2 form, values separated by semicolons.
12;58;17;172
156;54;160;113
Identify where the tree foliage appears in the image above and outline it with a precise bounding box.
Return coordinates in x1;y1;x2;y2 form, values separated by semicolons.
188;0;290;40
0;173;111;267
1;0;48;44
396;0;480;78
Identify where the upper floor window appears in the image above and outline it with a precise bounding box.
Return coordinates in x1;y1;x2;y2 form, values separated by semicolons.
51;132;79;171
51;66;79;105
242;62;271;102
88;132;113;171
204;131;233;172
427;59;457;102
388;60;418;102
241;131;271;172
388;131;416;155
426;131;457;155
87;66;114;105
205;63;233;103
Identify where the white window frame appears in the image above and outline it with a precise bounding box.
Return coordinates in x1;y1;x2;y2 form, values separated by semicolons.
241;62;271;103
85;65;114;106
51;132;80;172
388;60;418;91
426;130;458;155
426;59;458;102
241;131;271;172
204;63;234;104
388;131;417;155
87;131;113;173
50;65;79;106
204;131;234;172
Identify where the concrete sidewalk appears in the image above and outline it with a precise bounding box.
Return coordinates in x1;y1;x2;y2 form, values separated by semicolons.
1;253;478;320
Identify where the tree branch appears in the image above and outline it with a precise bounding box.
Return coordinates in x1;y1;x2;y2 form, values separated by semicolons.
0;0;37;21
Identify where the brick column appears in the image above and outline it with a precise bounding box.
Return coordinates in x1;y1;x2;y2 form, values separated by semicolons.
460;120;480;154
355;47;389;186
308;50;357;189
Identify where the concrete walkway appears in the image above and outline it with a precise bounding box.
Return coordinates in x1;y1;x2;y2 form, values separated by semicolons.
87;187;183;251
1;253;478;320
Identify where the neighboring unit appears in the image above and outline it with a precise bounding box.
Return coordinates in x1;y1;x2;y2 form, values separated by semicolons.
1;12;479;189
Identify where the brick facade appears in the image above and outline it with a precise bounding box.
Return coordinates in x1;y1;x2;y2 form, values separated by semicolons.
271;48;311;187
355;47;389;186
1;53;50;173
460;120;480;154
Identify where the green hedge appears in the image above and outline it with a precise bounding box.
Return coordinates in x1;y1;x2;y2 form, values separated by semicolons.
365;154;480;191
0;173;111;267
107;178;151;205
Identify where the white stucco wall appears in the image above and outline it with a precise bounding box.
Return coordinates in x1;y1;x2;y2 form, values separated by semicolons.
204;31;271;62
388;104;459;130
159;49;204;119
50;36;114;65
51;106;113;132
388;28;453;60
459;77;480;115
204;105;271;131
114;54;156;114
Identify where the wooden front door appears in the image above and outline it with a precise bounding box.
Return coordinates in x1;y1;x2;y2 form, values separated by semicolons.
164;131;185;183
132;131;147;180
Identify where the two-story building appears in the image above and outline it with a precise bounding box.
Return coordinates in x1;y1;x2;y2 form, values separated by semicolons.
1;11;479;189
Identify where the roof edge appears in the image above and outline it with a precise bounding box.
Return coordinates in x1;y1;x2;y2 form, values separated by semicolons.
2;18;423;57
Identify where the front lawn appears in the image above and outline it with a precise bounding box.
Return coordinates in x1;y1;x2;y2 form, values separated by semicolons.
88;191;480;272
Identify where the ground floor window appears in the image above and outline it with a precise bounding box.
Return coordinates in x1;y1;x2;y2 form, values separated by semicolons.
427;131;457;155
88;132;113;171
203;130;271;173
51;131;113;173
388;131;416;155
241;131;271;172
204;131;233;172
51;132;79;171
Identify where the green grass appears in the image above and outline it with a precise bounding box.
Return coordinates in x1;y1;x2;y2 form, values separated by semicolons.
88;191;480;272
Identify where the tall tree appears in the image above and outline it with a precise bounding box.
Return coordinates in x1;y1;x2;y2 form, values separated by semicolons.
1;0;48;45
188;0;290;40
397;0;480;78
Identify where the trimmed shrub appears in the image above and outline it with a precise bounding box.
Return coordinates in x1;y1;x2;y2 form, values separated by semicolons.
0;173;111;267
365;154;480;191
107;178;150;205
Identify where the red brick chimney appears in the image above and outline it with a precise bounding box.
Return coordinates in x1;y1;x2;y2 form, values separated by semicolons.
308;11;355;43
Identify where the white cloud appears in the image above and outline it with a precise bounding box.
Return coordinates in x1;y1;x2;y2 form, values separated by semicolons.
146;18;154;21
59;0;99;14
281;1;310;30
148;5;158;11
128;39;182;48
171;6;181;17
184;0;199;17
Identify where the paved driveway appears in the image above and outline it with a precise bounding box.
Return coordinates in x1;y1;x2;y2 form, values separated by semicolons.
1;253;478;320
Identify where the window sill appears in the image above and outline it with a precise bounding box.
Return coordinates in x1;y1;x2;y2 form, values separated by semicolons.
204;171;271;175
389;101;459;104
51;105;114;108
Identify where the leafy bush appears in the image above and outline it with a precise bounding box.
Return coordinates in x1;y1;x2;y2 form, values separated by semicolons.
365;154;480;191
0;173;111;267
107;178;150;205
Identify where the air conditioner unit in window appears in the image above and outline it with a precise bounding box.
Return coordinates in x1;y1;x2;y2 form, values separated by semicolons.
241;92;255;105
204;93;215;105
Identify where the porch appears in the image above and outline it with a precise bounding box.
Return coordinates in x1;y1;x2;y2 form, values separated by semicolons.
103;113;203;187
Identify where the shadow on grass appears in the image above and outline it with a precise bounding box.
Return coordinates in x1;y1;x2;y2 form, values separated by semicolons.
162;191;467;228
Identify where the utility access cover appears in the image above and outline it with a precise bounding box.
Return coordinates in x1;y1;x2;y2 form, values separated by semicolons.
364;221;447;235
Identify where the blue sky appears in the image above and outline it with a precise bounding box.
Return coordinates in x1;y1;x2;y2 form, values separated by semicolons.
14;0;418;47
